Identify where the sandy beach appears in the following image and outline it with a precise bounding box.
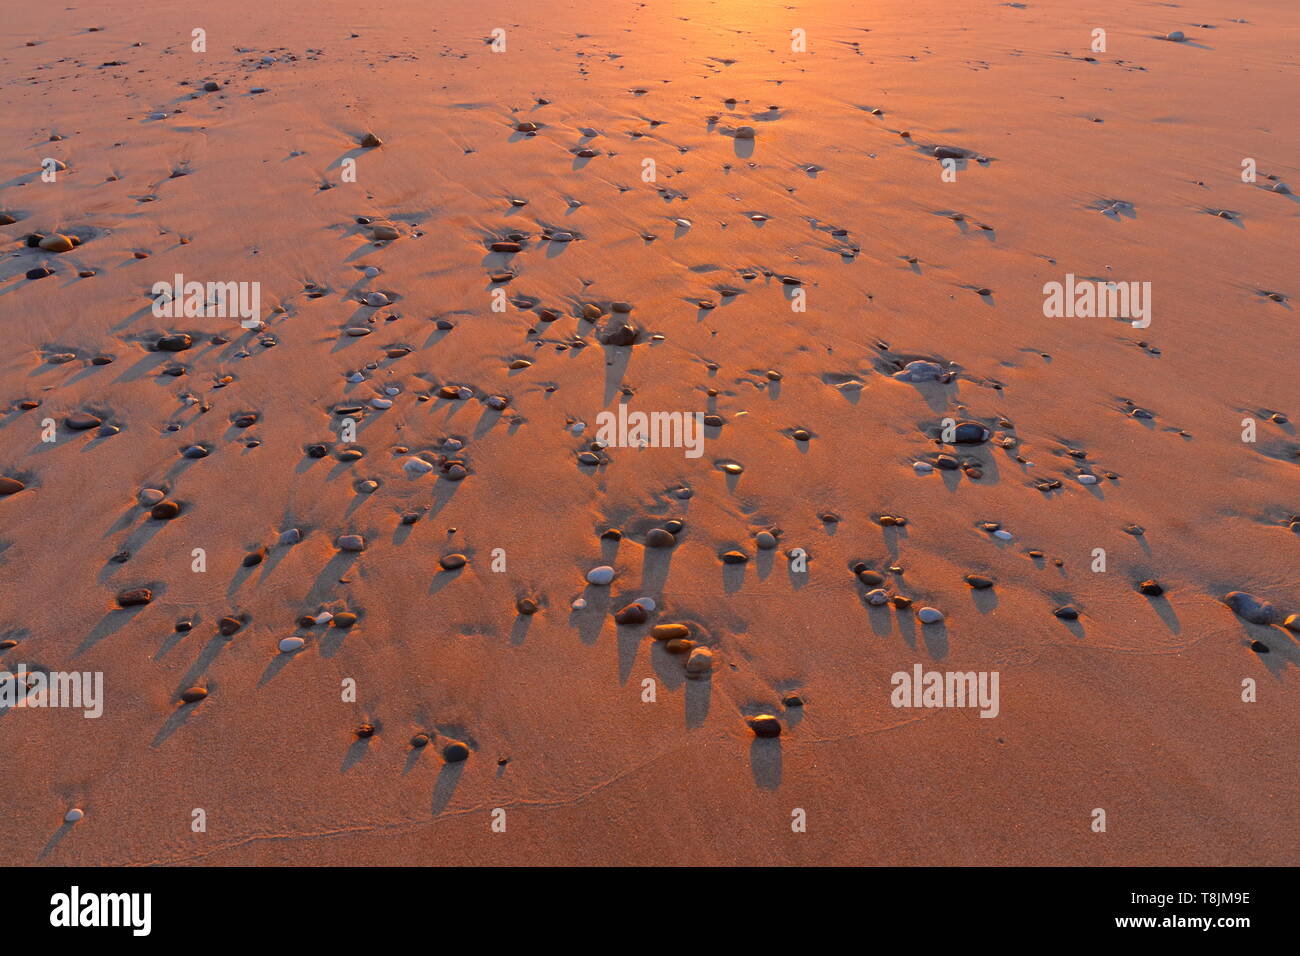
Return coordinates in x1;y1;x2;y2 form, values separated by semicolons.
1;0;1297;866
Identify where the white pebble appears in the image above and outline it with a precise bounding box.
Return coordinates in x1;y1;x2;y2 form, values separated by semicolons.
1078;474;1099;485
917;607;945;625
913;461;934;475
278;637;305;653
64;808;84;823
313;612;334;625
403;457;434;475
571;598;588;610
992;529;1013;541
586;566;616;585
370;398;393;409
865;589;890;606
365;292;390;308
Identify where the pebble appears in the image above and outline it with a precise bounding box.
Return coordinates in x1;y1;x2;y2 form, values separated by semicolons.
865;588;890;606
279;528;301;546
365;292;390;307
755;531;777;550
64;807;85;823
403;456;434;475
721;550;748;564
1224;591;1276;625
180;686;208;704
1283;614;1300;633
150;500;181;520
157;333;193;352
182;444;209;459
1167;30;1186;41
1078;474;1099;485
1053;605;1080;620
278;636;305;653
913;461;934;475
951;422;990;444
586;565;616;585
685;646;714;674
0;477;25;495
645;528;676;548
336;534;366;552
1138;580;1163;596
734;126;756;139
614;603;649;625
893;361;945;383
992;530;1013;541
964;574;996;589
917;607;945;624
748;715;782;738
443;741;471;762
410;733;430;748
652;623;691;640
439;553;467;570
65;412;102;431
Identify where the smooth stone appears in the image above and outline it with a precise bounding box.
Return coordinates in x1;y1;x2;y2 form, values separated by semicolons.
917;607;944;624
313;612;334;625
180;686;208;703
913;461;934;475
365;292;390;307
370;398;392;409
0;477;25;495
278;636;305;653
721;550;748;564
116;588;152;607
65;412;102;430
443;741;470;762
685;646;714;674
1078;474;1099;485
150;500;181;520
1283;614;1300;633
614;603;648;625
755;531;777;550
748;715;782;738
336;534;366;552
734;126;756;139
439;553;467;570
360;133;383;147
586;565;616;585
1224;591;1276;625
156;333;192;351
865;588;890;606
64;809;84;823
893;361;944;383
410;733;430;748
951;422;990;444
634;597;657;611
403;456;434;475
1138;580;1163;596
1167;30;1185;41
652;623;691;640
279;528;301;546
1053;605;1080;620
333;612;358;628
645;528;676;548
992;530;1013;540
182;444;209;458
38;234;75;252
964;574;996;589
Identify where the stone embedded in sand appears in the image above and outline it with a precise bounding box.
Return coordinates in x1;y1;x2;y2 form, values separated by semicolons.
615;603;649;626
1224;591;1276;625
645;528;676;548
666;638;696;654
279;636;305;653
336;534;366;552
360;132;382;148
65;412;102;430
333;612;358;628
485;395;509;410
913;461;934;475
587;565;616;585
1138;580;1164;596
721;550;748;564
652;623;691;640
439;553;467;570
516;597;540;615
490;241;521;253
601;324;637;346
182;444;210;459
180;686;208;704
685;646;714;674
748;715;782;738
756;531;777;550
157;333;192;351
515;121;539;133
894;361;945;383
1053;605;1080;620
356;724;375;738
242;547;266;567
38;234;75;252
734;126;756;139
951;422;990;444
411;733;430;748
371;224;399;240
64;808;84;823
218;616;243;636
116;588;152;607
1078;474;1099;485
964;574;995;589
26;267;53;280
857;569;885;586
365;291;390;307
443;740;470;762
0;477;24;495
1166;30;1186;42
403;456;434;475
934;146;966;160
150;500;181;520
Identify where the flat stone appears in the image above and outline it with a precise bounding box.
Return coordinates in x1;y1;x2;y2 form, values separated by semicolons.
336;534;366;552
586;565;616;585
748;715;782;738
439;553;467;570
964;574;996;589
652;623;691;640
278;636;305;653
1224;591;1276;625
917;607;945;624
116;588;153;607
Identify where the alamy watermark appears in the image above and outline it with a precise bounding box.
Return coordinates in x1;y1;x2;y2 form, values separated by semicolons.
152;273;261;328
1;665;103;718
1043;273;1150;328
593;407;705;459
891;664;1000;718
